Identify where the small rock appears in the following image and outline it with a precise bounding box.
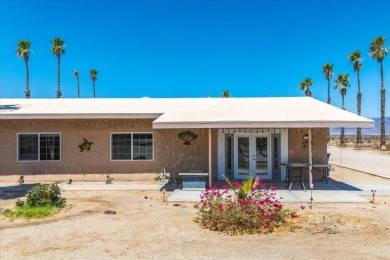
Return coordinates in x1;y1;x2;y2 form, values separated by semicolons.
144;196;148;199
103;210;116;215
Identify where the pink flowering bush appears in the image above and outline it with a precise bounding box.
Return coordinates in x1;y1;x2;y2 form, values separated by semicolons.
194;176;297;235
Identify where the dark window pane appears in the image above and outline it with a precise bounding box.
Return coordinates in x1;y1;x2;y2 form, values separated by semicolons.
18;134;38;161
40;134;60;161
111;134;132;160
133;133;153;160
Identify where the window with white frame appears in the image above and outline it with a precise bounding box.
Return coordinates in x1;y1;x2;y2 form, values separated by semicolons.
18;133;61;161
111;133;153;160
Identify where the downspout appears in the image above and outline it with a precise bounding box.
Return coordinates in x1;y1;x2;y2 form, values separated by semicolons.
209;128;212;186
308;128;313;189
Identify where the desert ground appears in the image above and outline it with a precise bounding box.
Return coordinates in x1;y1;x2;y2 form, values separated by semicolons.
1;166;390;260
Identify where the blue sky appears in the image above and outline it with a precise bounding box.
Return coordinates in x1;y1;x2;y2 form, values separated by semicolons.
0;0;389;117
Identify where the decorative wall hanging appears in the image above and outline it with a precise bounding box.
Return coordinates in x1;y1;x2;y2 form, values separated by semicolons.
79;138;93;152
178;130;198;145
302;134;314;149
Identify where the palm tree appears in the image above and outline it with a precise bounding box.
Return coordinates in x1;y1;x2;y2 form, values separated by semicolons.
348;51;363;147
369;36;388;151
322;64;334;104
221;90;230;98
334;74;350;147
73;70;80;98
51;38;65;98
323;64;334;143
16;40;32;98
90;69;98;98
299;78;313;96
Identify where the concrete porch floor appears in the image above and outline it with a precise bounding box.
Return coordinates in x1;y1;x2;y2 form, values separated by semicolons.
166;178;390;203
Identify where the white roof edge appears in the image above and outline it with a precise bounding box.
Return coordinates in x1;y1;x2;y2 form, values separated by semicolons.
153;121;375;129
0;113;162;120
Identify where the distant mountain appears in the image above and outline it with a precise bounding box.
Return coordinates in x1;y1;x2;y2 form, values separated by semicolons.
330;117;390;136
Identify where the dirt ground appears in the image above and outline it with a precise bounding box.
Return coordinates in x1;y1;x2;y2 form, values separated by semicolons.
1;171;390;259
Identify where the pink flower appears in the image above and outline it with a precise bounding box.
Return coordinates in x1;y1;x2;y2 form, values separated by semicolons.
290;213;297;218
233;182;241;188
261;183;267;188
222;185;228;189
270;186;276;191
300;205;305;210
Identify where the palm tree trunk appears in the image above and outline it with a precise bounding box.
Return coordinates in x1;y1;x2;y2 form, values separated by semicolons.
25;58;30;99
380;61;386;150
327;79;331;104
93;81;96;98
56;54;62;98
327;78;331;143
340;96;345;147
77;78;80;98
357;70;362;147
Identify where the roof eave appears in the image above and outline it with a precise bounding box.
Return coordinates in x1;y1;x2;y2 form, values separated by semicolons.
152;121;375;129
0;113;162;120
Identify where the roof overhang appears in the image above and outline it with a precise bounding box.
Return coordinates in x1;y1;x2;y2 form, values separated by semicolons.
0;97;375;129
1;113;162;120
152;120;374;129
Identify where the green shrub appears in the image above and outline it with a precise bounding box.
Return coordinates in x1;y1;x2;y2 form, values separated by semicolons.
15;199;25;207
2;183;66;220
25;183;66;207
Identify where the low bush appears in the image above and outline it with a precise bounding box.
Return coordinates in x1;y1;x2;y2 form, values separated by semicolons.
25;183;66;207
2;183;65;220
195;177;297;235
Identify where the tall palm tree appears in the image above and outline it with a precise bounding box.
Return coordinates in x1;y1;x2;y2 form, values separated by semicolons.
16;40;32;98
299;78;313;96
322;64;334;104
369;36;388;151
90;69;98;98
51;38;65;98
221;90;230;98
334;74;350;147
348;51;363;147
323;64;334;143
73;69;80;98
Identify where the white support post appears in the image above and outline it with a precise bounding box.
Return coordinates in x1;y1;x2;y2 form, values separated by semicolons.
308;128;313;189
209;128;212;186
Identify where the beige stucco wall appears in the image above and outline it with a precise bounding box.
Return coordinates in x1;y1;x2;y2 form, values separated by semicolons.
288;128;328;180
0;119;218;181
0;119;327;182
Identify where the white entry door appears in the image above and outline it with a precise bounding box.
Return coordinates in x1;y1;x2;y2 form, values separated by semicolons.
234;134;271;179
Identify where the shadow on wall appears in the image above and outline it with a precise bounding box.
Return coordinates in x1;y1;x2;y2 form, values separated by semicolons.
0;184;38;200
0;104;22;111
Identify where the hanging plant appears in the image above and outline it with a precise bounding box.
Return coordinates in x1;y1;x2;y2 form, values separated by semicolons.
79;138;93;152
178;130;198;145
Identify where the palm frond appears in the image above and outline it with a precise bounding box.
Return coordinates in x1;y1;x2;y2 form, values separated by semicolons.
51;38;65;55
322;64;334;79
16;40;31;59
369;36;388;63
